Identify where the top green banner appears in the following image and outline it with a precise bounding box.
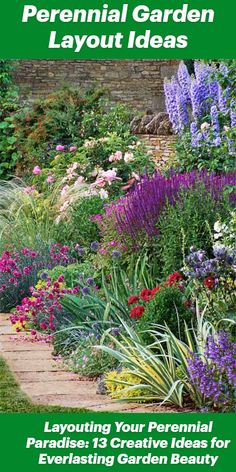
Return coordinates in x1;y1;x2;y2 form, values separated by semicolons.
0;0;236;59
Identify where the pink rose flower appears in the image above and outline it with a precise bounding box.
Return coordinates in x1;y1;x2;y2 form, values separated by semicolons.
56;145;65;152
46;174;54;184
69;146;77;152
32;166;41;175
101;169;121;185
108;151;123;162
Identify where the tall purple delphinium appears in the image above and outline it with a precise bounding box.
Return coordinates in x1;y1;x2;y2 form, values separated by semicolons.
211;105;220;135
190;122;203;148
176;85;189;129
164;78;179;132
209;80;220;105
102;171;236;245
230;102;236;127
177;62;191;103
194;62;210;108
190;122;199;147
218;86;230;114
164;61;235;151
190;79;202;120
187;331;236;410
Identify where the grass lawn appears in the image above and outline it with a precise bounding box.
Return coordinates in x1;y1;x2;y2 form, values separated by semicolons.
0;356;88;413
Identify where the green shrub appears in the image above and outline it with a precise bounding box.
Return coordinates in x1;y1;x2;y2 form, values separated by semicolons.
0;60;19;178
57;196;104;245
137;286;192;343
65;333;117;377
14;87;104;173
156;184;232;278
40;262;93;287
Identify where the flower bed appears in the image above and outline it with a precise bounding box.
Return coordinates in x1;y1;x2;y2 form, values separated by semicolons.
0;59;235;412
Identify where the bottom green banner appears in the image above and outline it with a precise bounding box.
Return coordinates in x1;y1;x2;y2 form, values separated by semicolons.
0;413;234;470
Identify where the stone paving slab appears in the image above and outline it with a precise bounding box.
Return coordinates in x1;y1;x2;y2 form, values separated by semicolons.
3;350;53;360
0;325;16;334
5;359;64;372
16;371;80;382
20;380;99;396
1;341;51;351
30;395;141;412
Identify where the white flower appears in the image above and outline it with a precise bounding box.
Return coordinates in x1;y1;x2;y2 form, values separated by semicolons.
99;189;109;200
109;151;122;162
84;139;96;149
124;152;134;163
201;122;210;131
214;221;222;233
131;172;140;181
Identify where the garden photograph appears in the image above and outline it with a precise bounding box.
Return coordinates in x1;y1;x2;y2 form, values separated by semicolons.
0;59;235;414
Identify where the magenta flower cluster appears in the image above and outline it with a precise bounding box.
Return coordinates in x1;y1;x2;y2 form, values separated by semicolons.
102;170;236;245
0;244;76;312
10;275;80;333
188;331;236;410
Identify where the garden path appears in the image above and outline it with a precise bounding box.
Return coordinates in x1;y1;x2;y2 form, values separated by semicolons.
0;313;167;413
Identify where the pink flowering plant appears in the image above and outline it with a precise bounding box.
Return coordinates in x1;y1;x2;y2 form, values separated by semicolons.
30;131;153;202
10;275;80;334
0;243;77;312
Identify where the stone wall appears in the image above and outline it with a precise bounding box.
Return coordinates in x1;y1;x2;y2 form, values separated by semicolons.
12;60;179;112
139;134;177;167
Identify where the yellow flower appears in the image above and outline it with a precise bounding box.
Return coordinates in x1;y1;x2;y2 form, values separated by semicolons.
12;321;22;332
35;280;46;290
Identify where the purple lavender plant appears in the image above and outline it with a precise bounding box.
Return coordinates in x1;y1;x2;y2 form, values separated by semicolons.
188;331;236;410
103;171;236;245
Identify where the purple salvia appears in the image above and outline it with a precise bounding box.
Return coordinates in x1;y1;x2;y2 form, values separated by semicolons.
102;171;236;246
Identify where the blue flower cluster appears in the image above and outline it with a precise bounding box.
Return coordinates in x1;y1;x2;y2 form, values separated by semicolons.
188;331;236;410
184;245;236;279
164;61;236;154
